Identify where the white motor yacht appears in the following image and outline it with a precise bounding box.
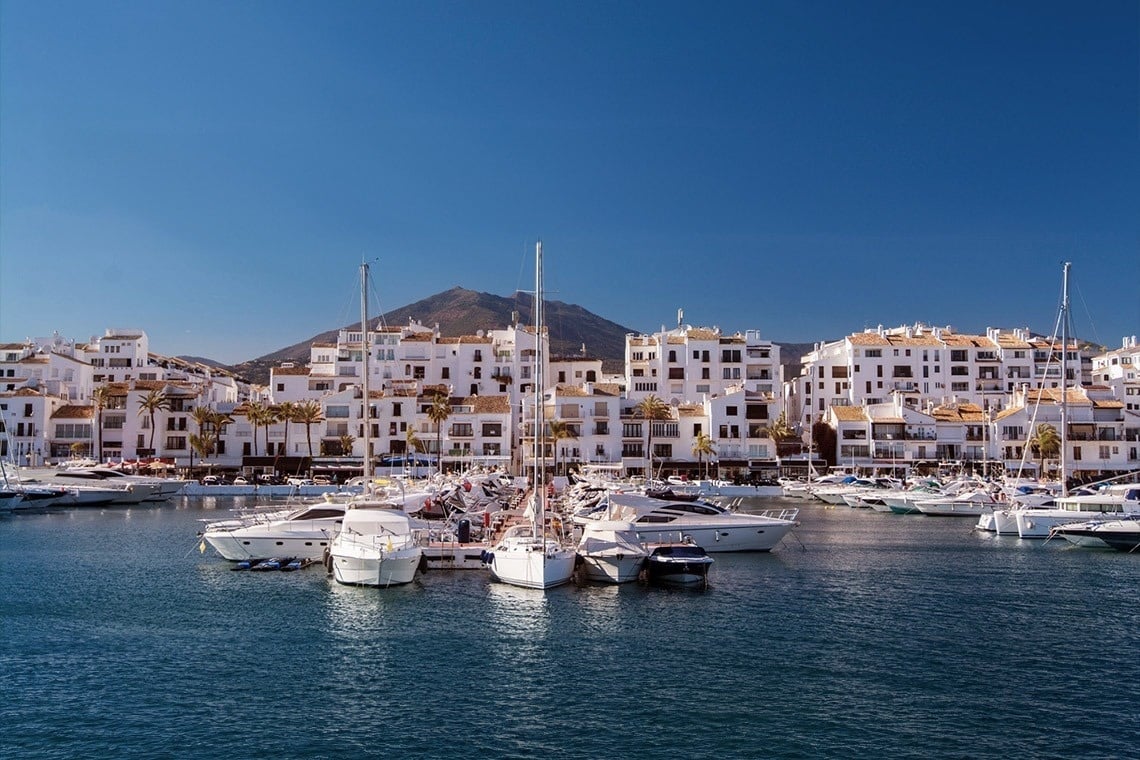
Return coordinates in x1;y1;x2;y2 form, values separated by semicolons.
591;492;799;552
328;502;424;587
576;519;649;584
1013;484;1140;538
200;501;346;561
914;489;998;517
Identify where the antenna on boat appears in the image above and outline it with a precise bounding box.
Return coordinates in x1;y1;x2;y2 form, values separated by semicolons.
361;261;372;487
534;241;545;542
1060;261;1070;498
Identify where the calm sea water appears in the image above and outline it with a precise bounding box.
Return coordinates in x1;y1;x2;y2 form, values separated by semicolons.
2;497;1137;759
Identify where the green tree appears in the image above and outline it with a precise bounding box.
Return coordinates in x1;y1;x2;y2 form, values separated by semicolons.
244;401;276;457
189;404;217;473
692;431;716;480
292;400;324;460
548;419;577;476
1029;423;1061;477
137;388;171;456
91;385;112;463
189;431;217;466
273;401;298;456
338;433;356;457
426;391;452;474
634;395;672;476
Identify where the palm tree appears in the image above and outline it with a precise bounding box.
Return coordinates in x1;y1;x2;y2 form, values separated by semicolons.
292;400;324;460
1029;423;1061;477
189;431;217;467
137;388;170;456
763;412;796;444
91;385;112;463
273;401;298;457
692;432;716;480
548;419;577;476
244;401;275;457
426;391;452;475
406;426;423;454
189;404;216;473
634;395;672;476
338;433;356;457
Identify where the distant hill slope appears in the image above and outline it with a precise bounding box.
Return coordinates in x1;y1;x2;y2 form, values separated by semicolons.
232;287;639;385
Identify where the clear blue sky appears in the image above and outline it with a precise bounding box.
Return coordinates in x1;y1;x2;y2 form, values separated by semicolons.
2;1;1137;364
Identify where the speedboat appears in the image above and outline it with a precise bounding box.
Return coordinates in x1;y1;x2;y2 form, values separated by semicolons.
200;501;346;561
575;520;649;584
914;490;998;517
643;542;713;587
587;492;799;552
1050;518;1140;552
328;502;424;587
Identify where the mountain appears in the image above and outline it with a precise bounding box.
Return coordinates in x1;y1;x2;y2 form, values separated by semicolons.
223;287;824;387
231;287;639;385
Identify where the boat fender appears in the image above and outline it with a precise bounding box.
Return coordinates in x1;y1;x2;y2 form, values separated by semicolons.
483;511;491;528
323;547;333;575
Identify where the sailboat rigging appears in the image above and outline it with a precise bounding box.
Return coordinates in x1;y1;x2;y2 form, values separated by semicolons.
484;241;576;590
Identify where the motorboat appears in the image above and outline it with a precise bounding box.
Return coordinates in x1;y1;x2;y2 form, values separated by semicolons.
56;466;188;501
200;501;346;561
1014;484;1140;538
643;542;714;588
589;492;799;552
328;501;424;587
42;467;171;502
1049;518;1140;552
913;489;998;517
575;519;649;584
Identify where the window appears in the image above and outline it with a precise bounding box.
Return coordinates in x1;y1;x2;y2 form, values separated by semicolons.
865;349;882;358
441;367;450;379
725;406;738;416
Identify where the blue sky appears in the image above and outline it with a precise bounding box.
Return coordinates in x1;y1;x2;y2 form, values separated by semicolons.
2;1;1136;364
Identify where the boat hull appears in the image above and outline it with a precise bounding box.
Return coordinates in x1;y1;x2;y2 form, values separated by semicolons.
332;545;422;586
578;555;645;584
488;545;576;590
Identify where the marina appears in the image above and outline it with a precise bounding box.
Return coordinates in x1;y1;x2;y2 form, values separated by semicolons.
2;493;1138;758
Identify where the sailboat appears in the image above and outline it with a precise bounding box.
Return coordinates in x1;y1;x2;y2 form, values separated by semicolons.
328;262;425;586
485;242;577;590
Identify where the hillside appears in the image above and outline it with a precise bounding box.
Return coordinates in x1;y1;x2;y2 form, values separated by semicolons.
230;287;639;385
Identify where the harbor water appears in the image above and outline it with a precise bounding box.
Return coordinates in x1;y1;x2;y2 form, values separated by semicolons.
2;497;1137;759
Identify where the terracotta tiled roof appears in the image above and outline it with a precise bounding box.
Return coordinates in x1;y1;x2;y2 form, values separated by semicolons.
133;380;166;391
687;328;719;341
21;356;49;364
994;407;1021;421
939;334;997;349
271;366;311;376
1092;399;1124;409
1025;388;1089;406
463;395;511;414
53;404;94;420
0;342;26;350
311;342;337;348
831;406;868;422
401;335;433;342
848;333;891;347
666;336;685;345
677;404;705;418
885;335;943;347
3;387;44;397
591;383;622;397
554;385;587;396
931;402;985;422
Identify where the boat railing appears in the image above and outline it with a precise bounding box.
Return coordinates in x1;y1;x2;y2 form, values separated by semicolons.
754;507;800;522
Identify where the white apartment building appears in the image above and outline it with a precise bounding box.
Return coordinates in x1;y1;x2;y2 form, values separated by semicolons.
1091;336;1140;413
792;324;1082;431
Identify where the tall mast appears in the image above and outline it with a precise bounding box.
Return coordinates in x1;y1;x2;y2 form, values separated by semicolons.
361;262;372;482
1059;261;1070;497
534;241;545;533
